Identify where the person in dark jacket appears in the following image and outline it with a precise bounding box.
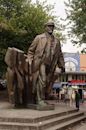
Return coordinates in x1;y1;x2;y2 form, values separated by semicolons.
75;90;80;111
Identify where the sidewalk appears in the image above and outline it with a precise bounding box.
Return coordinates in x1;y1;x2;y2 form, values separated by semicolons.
78;124;86;130
70;121;86;130
0;101;76;119
49;100;86;130
47;100;86;112
0;100;86;130
61;101;86;130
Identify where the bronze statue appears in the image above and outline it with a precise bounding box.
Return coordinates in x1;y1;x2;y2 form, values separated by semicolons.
5;47;30;108
27;19;65;106
5;20;65;109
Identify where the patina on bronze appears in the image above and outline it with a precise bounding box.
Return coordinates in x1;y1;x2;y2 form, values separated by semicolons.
27;19;65;109
5;47;31;108
5;20;65;110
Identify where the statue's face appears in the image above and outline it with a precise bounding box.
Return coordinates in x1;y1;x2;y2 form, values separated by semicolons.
45;25;54;35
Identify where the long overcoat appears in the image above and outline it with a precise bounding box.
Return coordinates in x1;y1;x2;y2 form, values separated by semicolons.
27;33;65;73
27;33;65;92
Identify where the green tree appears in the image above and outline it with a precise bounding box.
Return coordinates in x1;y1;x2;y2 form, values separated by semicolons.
65;0;86;53
0;0;63;77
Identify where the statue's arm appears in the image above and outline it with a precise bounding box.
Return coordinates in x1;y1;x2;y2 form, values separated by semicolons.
27;36;39;74
27;36;39;63
57;40;65;72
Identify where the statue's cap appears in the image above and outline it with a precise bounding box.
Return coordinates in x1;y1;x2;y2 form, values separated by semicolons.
44;19;55;26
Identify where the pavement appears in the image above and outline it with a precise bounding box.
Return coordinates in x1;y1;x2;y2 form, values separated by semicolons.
60;101;86;130
0;100;86;130
79;103;86;130
0;101;75;119
77;125;86;130
46;100;86;130
69;121;86;130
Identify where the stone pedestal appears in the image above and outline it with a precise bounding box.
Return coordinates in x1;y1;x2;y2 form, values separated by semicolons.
27;104;55;111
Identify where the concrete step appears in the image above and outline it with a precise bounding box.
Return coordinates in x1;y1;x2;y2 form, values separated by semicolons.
0;122;37;130
0;111;85;130
0;109;78;123
38;112;84;130
45;115;86;130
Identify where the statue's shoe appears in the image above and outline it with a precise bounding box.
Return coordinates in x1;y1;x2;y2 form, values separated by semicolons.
38;100;49;106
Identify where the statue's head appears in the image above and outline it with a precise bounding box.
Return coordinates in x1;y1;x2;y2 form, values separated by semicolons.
44;19;55;35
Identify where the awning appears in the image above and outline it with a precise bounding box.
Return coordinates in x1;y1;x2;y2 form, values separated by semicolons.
68;83;86;86
61;82;68;85
53;83;62;89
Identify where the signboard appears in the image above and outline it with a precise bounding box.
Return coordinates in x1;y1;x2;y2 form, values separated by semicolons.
68;80;86;86
64;52;80;71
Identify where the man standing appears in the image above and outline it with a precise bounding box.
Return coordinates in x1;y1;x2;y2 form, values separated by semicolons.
75;90;80;111
27;19;65;106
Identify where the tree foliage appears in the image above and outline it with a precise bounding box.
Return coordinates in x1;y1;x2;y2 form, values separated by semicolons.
65;0;86;52
0;0;63;77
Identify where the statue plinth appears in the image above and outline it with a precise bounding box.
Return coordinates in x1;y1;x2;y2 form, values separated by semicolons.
27;104;55;111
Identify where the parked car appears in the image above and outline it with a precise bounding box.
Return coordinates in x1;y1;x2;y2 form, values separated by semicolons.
0;79;7;90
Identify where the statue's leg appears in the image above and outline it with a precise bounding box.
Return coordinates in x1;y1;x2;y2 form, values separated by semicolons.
36;64;47;106
6;67;15;104
14;76;22;108
22;77;28;107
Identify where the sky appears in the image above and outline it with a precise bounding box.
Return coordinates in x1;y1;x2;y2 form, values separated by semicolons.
32;0;84;53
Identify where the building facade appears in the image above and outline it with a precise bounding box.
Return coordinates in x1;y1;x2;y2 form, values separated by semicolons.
80;54;86;71
54;53;86;88
64;52;80;72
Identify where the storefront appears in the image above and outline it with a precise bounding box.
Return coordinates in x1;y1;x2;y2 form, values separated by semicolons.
52;72;86;101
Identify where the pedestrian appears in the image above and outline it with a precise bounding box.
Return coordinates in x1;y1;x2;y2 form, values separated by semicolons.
75;90;80;111
64;90;69;105
71;90;75;106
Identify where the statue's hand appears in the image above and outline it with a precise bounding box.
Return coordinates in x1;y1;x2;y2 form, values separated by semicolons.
61;67;65;73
